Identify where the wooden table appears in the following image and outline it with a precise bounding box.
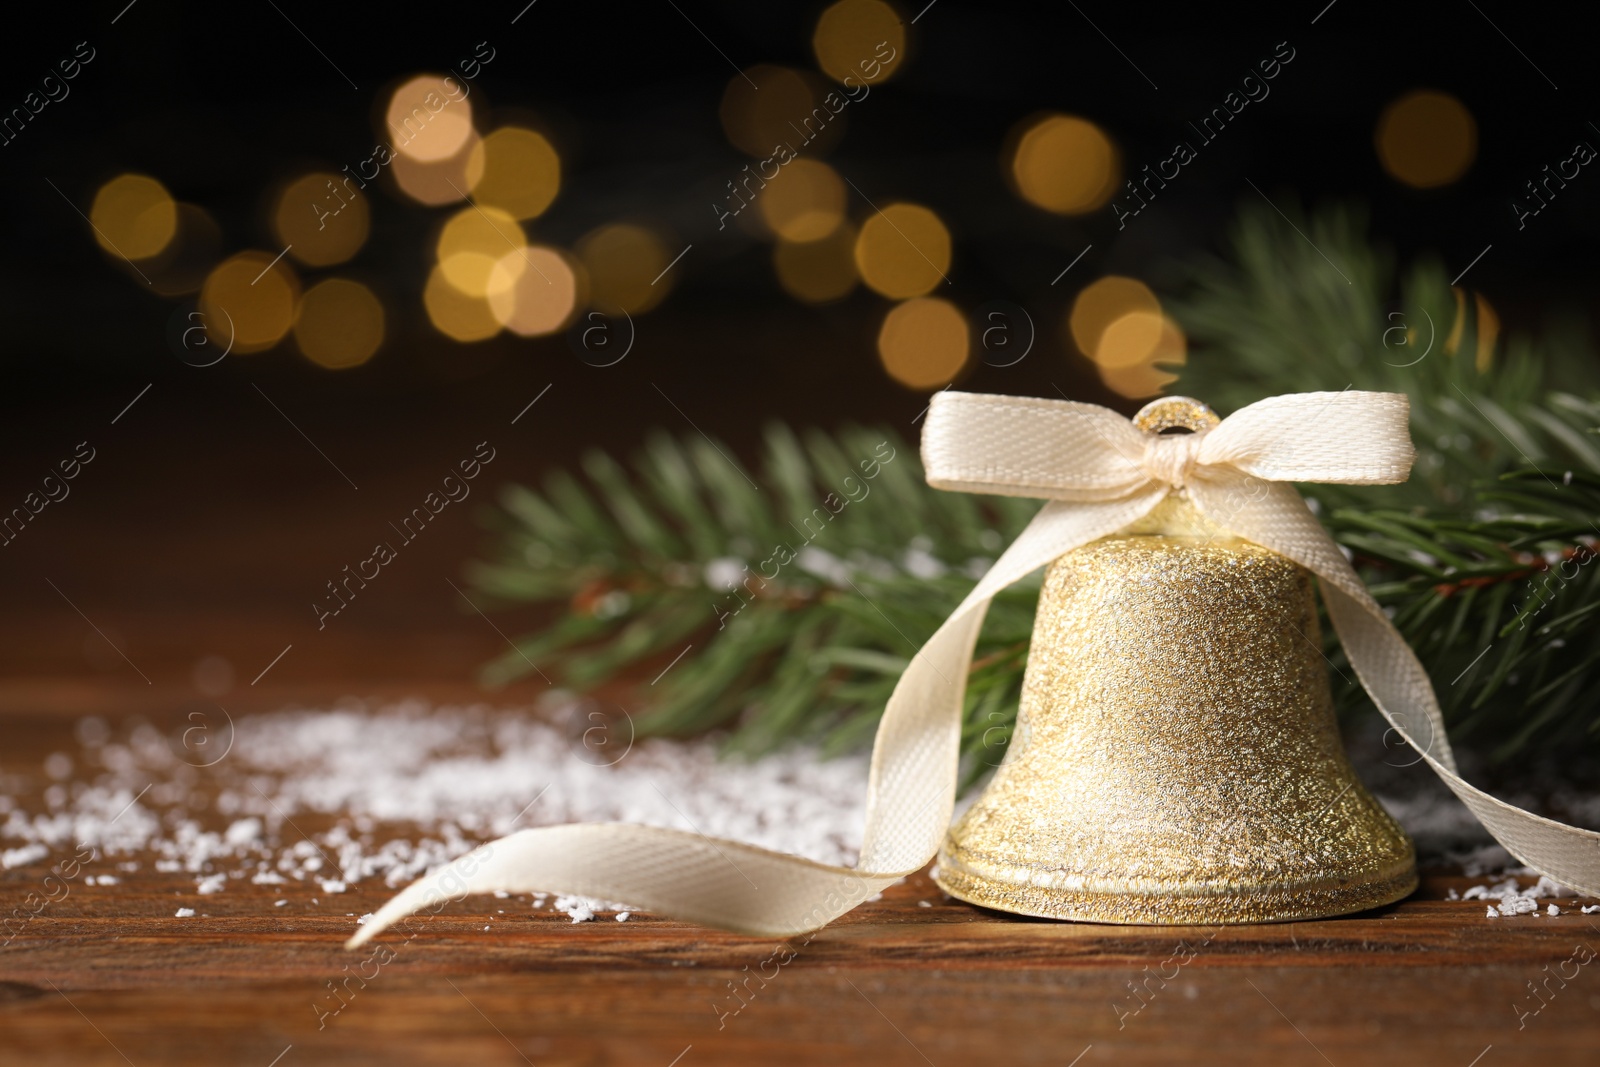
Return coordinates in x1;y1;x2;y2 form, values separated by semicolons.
3;690;1598;1067
2;413;1597;1066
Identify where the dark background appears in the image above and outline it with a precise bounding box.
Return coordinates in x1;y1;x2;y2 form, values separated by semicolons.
1;0;1595;699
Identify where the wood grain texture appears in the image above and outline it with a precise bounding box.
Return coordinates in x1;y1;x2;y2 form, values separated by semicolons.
3;699;1599;1066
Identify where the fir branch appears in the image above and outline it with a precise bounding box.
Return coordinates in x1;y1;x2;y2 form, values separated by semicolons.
1175;201;1600;756
468;424;1038;769
471;202;1600;772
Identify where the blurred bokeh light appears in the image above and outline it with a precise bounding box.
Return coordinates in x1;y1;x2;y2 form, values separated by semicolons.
393;130;485;206
1375;90;1477;189
437;205;527;297
424;262;501;342
720;65;844;159
1474;291;1498;372
1442;286;1467;356
774;223;859;303
1068;275;1186;397
1095;315;1186;398
487;246;582;336
813;0;906;84
1440;285;1497;371
199;251;300;354
1068;275;1160;358
758;159;847;241
1098;360;1180;399
1092;309;1165;369
577;223;674;314
854;203;950;299
294;278;385;369
387;75;475;163
1010;114;1120;215
274;173;369;268
468;127;562;220
90;174;177;261
877;297;967;389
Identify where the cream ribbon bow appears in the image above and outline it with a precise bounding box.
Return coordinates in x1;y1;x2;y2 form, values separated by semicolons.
350;390;1600;948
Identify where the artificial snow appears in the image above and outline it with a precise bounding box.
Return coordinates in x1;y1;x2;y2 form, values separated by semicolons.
1462;874;1570;917
553;894;598;923
174;908;195;918
2;843;48;869
0;699;870;923
9;698;1593;927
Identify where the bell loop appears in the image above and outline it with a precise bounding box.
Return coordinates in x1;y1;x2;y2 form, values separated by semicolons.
1132;395;1220;435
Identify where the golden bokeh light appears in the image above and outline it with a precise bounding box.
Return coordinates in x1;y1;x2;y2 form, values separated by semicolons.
1376;90;1477;189
813;0;906;85
1011;114;1120;215
576;223;673;314
878;297;968;389
440;253;511;301
1094;310;1165;369
854;203;951;299
487;246;582;337
274;173;369;268
1475;291;1498;373
392;129;485;206
437;205;526;296
467;127;561;220
387;75;475;163
774;223;859;303
1096;315;1186;398
1442;286;1467;356
424;263;500;342
1099;359;1180;399
199;251;301;355
147;204;222;297
758;159;846;241
294;278;385;369
90;174;177;260
720;65;844;159
1068;275;1160;359
1441;287;1497;371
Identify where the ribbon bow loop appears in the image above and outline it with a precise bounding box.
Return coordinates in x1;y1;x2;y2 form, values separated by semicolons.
922;389;1417;503
1198;391;1416;485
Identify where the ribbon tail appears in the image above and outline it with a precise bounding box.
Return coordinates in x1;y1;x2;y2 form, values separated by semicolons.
349;490;1168;949
1190;475;1600;897
857;491;1168;868
1188;476;1457;774
348;824;908;947
1323;584;1600;897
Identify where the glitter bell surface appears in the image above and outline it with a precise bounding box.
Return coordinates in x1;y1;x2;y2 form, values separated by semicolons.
934;399;1417;924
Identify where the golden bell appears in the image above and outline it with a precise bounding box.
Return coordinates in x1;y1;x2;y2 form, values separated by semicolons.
935;399;1417;924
